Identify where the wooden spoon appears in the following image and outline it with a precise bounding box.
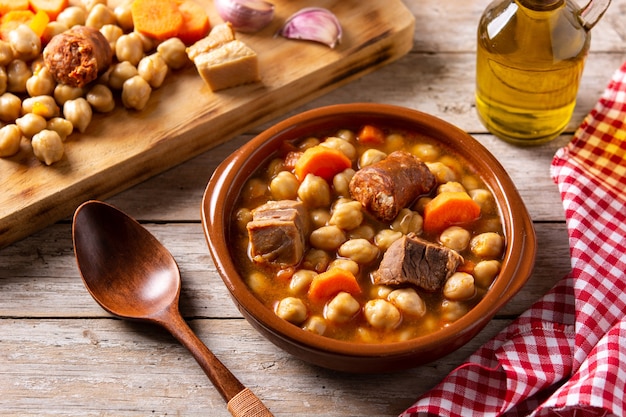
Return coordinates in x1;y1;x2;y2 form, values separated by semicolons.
72;200;273;417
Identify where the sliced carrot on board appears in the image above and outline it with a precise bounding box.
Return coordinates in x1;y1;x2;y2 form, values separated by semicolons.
294;145;352;182
423;191;481;233
357;124;386;144
308;268;362;303
0;0;29;15
131;0;184;41
29;0;68;21
0;9;34;40
176;0;210;45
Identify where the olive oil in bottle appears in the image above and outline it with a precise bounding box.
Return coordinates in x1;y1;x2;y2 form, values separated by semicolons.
475;0;600;145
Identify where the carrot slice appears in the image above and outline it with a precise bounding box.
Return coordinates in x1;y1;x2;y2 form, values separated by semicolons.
176;0;210;45
0;10;34;40
29;0;68;21
0;0;29;15
294;145;352;182
357;125;386;144
28;9;49;37
308;268;361;303
131;0;184;41
423;191;481;233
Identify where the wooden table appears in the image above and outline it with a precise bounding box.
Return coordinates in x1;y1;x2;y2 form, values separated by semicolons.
1;1;624;415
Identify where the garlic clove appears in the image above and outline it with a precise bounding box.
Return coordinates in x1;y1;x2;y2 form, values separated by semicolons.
278;7;343;49
214;0;275;33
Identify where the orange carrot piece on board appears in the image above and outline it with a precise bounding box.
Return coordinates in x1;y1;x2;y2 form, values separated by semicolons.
308;268;361;303
294;145;352;182
0;10;34;40
176;0;210;45
423;191;481;233
131;0;184;41
357;124;386;144
0;0;29;15
29;0;68;21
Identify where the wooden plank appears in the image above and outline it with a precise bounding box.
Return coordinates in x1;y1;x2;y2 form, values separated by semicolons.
0;0;415;249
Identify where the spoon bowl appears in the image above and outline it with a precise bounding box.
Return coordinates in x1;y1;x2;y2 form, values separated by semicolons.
72;200;273;417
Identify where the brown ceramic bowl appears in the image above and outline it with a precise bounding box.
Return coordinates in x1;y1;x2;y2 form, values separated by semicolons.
201;103;536;373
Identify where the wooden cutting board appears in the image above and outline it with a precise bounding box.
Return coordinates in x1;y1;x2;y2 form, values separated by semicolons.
0;0;414;248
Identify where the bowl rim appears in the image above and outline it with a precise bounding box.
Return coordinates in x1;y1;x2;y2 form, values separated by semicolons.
201;103;536;359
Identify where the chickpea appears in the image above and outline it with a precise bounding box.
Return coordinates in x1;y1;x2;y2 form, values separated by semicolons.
86;3;117;29
275;297;308;325
242;177;267;202
289;269;316;295
86;84;115;113
302;315;326;335
388;288;426;317
438;181;466;194
301;248;330;273
100;24;123;51
108;61;138;90
26;67;55;96
370;285;393;300
157;38;189;70
234;207;252;232
121;75;151;110
298;174;330;208
461;175;481;191
325;292;360;323
269;171;299;201
6;59;31;93
469;188;496;213
338;238;379;264
8;25;41;62
374;229;403;251
116;33;144;66
309;208;330;229
0;67;7;95
63;98;92;133
246;271;270;295
0;124;22;157
0;40;13;66
54;84;86;105
297;136;319;150
440;226;471;252
42;22;69;45
320;137;357;161
309;225;346;251
0;92;21;122
46;117;74;141
359;148;387;168
31;129;64;165
443;272;476;301
348;224;375;241
328;259;359;276
335;129;355;142
473;260;501;288
391;208;423;235
15;113;46;138
22;96;60;119
57;6;87;28
134;31;158;53
363;299;401;330
113;3;134;32
471;232;504;258
413;196;431;213
332;167;355;197
441;299;467;323
426;161;457;183
137;53;168;89
412;142;440;162
81;0;106;12
329;200;363;231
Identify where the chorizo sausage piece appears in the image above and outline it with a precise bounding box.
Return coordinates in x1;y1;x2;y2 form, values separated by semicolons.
349;150;436;222
43;26;112;88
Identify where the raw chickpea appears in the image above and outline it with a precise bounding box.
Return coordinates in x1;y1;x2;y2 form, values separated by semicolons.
438;181;466;194
388;288;426;317
443;272;476;301
289;269;316;295
374;229;403;251
16;113;47;138
426;161;457;183
328;259;359;276
100;24;123;51
359;148;386;168
348;224;375;241
298;173;330;208
63;97;93;133
391;208;423;235
137;53;168;88
473;260;501;288
301;248;330;273
22;95;60;119
363;299;401;330
86;3;117;29
309;208;330;229
470;232;504;258
86;84;115;112
302;316;326;335
310;225;346;251
42;22;70;45
412;142;440;162
440;226;471;251
320;137;357;161
0;40;13;66
0;92;21;122
108;61;138;90
54;84;86;105
32;129;64;165
0;67;6;95
8;25;41;62
56;6;87;28
325;292;360;323
157;38;189;70
116;33;144;66
46;117;74;141
329;201;362;231
338;238;379;264
6;59;31;93
113;3;134;32
0;124;22;157
122;75;151;110
26;67;55;96
332;168;355;197
270;171;299;200
275;297;308;325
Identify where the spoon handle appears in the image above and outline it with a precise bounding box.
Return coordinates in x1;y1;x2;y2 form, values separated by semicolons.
163;311;274;417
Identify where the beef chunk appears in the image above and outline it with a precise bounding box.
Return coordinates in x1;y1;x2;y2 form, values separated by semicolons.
372;233;463;291
247;200;308;266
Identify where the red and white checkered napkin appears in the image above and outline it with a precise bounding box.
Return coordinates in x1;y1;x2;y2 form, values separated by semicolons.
401;60;626;417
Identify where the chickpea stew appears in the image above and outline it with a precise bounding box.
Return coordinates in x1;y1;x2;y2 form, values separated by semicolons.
230;124;506;344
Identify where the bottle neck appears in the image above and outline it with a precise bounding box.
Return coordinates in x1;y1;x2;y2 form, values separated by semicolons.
517;0;564;11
